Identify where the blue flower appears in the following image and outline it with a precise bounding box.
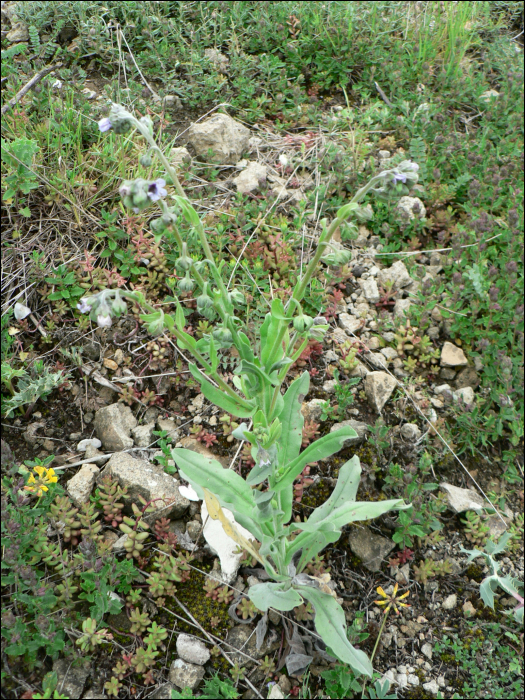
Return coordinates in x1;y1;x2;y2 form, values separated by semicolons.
98;117;113;133
393;172;407;183
147;178;167;202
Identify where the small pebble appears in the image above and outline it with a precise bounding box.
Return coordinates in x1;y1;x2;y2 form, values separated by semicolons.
442;593;457;610
77;438;102;452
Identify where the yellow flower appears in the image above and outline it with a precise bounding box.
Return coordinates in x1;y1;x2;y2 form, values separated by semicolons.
374;582;410;615
24;466;58;497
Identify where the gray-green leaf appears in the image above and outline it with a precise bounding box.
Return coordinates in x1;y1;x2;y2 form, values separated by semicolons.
248;582;303;612
296;586;373;677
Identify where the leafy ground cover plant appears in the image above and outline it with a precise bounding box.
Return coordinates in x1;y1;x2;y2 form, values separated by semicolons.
434;620;523;699
74;103;424;677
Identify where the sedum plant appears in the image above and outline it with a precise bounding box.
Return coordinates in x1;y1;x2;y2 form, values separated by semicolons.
77;103;420;677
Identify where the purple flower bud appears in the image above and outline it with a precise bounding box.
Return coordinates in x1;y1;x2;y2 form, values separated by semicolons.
452;272;462;285
490;303;501;311
489;285;499;301
98;117;113;132
505;261;517;273
488;265;498;277
147;178;167;202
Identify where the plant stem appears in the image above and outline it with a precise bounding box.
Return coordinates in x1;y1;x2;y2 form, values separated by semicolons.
136;121;187;199
266;171;387;378
362;609;391;694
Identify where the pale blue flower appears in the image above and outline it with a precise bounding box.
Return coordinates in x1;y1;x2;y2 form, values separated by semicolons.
98;117;112;133
147;178;167;202
393;172;407;183
77;298;91;314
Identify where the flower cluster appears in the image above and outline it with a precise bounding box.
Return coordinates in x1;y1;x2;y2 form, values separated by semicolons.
119;178;167;213
77;289;127;329
374;582;410;615
371;161;420;201
98;103;146;135
24;466;58;498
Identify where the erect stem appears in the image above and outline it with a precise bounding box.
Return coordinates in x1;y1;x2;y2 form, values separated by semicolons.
268;337;309;418
362;608;391;693
265;171;387;381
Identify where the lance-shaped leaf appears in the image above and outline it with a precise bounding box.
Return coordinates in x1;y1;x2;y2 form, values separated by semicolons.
276;371;308;521
296;497;408;533
173;195;201;227
209;336;219;372
188;363;256;418
172;448;261;538
273;428;358;493
248;582;303;612
305;455;361;526
236;331;255;362
260;299;286;367
296;586;373;677
175;300;186;330
278;371;309;466
203;488;264;565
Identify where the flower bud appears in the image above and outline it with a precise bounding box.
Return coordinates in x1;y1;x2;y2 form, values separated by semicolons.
176;255;193;272
150;218;166;234
354;204;373;222
112;119;132;135
293;314;314;333
111;291;127;316
139;115;154;134
146;314;165;336
229;289;245;306
212;327;233;345
196;293;213;312
322;248;352;267
133;189;149;207
139;153;153;167
178;274;195;293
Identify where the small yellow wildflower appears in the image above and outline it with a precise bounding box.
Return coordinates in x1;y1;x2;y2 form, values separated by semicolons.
374;582;410;615
24;466;58;497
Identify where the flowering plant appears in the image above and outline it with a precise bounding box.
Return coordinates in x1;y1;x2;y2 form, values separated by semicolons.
23;466;58;498
78;103;420;676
